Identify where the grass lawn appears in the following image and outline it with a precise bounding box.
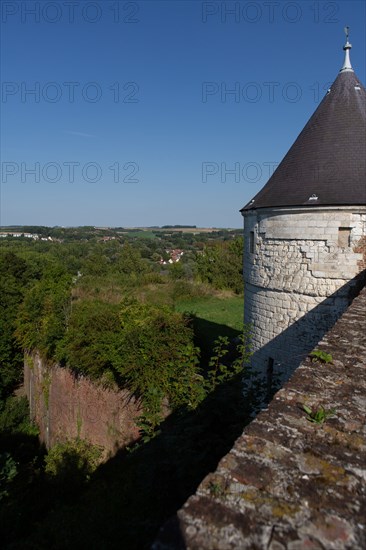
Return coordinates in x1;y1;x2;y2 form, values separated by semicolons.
127;230;157;239
175;295;244;363
175;295;243;331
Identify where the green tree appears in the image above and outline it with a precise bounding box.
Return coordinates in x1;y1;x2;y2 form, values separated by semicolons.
115;242;149;276
195;237;243;293
56;300;121;380
15;270;72;358
0;252;37;397
168;261;185;280
114;299;202;432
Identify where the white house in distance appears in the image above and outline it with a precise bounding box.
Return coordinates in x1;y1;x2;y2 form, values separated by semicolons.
241;32;366;388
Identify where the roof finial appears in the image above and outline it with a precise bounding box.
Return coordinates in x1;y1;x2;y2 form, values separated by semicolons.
340;26;354;73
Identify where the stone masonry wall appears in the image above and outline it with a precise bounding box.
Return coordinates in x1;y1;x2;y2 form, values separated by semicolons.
243;206;366;380
24;352;142;455
155;284;366;550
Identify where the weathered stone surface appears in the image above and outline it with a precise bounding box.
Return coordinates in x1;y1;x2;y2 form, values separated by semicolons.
154;286;366;549
243;206;366;380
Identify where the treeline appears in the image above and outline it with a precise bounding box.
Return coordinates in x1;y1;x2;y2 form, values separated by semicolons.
0;225;242;243
161;225;197;228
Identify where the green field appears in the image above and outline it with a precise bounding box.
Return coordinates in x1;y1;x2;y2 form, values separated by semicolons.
175;295;244;363
121;230;157;239
175;295;243;330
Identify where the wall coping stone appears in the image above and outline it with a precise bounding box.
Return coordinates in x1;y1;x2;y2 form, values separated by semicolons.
154;285;366;549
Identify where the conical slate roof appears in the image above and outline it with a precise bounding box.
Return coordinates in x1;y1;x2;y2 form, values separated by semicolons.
241;41;366;211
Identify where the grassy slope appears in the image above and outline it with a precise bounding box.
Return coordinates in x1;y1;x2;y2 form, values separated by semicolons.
175;294;244;364
175;295;243;332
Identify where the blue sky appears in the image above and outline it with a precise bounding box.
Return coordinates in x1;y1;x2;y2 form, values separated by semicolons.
1;0;365;228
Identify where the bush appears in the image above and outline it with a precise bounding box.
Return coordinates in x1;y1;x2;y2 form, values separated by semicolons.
44;438;102;487
15;273;72;358
0;452;17;502
57;297;203;433
139;272;165;285
170;280;210;302
195;237;243;294
0;252;35;398
0;396;38;436
170;280;195;300
114;299;202;414
56;300;121;379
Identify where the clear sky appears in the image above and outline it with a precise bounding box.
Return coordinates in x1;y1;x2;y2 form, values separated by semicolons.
1;0;365;228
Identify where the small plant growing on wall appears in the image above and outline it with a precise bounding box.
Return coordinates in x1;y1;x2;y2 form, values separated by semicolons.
302;404;335;425
27;355;35;371
41;369;52;409
0;453;17;502
310;349;333;364
209;481;226;498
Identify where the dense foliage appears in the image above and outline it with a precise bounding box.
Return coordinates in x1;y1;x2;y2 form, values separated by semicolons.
0;226;244;409
16;272;72;359
196;237;243;293
54;298;204;431
0;252;35;399
44;439;102;486
0;226;248;548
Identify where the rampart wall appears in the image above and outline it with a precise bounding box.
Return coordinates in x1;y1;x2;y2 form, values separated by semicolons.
24;352;142;455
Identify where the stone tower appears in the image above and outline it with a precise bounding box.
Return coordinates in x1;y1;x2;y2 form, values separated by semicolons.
241;33;366;386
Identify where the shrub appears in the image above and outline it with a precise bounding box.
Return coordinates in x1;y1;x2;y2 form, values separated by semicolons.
195;237;243;294
114;299;202;423
57;297;202;433
139;272;165;285
310;349;333;364
44;438;102;487
56;300;121;379
0;452;17;501
15;273;72;358
0;396;38;436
